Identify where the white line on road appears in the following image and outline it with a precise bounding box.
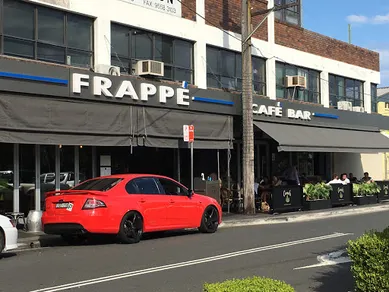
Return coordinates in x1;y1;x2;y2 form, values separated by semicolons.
294;249;352;270
29;232;352;292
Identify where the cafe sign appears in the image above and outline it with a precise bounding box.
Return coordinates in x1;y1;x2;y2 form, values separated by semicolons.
72;73;190;106
252;103;312;121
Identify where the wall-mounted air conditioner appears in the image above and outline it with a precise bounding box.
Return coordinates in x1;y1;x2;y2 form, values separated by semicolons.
285;75;307;88
337;101;353;111
134;60;164;77
352;106;365;113
94;64;121;76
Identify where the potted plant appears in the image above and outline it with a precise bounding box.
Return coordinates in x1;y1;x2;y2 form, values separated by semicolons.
352;181;380;205
303;182;332;210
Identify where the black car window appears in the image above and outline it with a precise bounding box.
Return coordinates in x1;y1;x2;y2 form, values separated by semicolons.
132;177;160;194
157;178;188;196
125;180;139;194
72;178;123;192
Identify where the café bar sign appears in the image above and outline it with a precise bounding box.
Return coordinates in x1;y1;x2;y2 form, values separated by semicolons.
72;73;190;106
253;103;312;121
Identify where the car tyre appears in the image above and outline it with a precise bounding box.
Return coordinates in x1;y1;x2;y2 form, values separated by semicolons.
199;205;219;233
118;211;143;244
0;229;4;253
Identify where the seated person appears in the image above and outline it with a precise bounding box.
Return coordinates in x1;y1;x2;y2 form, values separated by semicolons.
327;174;342;185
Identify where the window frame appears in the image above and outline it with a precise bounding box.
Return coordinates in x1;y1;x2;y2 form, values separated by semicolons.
329;74;365;108
274;0;301;27
275;61;321;104
371;83;378;113
110;22;194;84
206;45;267;95
0;0;94;68
125;177;161;195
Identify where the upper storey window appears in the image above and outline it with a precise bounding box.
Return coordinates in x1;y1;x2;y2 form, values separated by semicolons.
275;0;301;26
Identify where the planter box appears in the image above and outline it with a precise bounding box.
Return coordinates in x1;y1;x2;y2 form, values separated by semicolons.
353;195;377;205
330;184;353;206
376;181;389;202
303;199;331;211
270;185;303;213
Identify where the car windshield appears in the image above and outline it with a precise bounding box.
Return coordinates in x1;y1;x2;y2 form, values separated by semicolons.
72;178;123;192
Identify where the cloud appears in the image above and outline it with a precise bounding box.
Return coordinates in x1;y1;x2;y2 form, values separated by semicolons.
347;13;389;24
372;13;389;24
347;15;368;23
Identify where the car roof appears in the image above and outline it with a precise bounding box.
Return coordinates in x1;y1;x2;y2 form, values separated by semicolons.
95;174;173;180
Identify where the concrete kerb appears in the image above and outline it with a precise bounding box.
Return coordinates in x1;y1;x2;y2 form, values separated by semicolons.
219;203;389;228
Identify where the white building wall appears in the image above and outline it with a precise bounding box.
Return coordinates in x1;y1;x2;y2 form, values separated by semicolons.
334;153;385;180
29;0;380;110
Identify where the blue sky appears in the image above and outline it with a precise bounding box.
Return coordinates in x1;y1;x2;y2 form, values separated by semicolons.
303;0;389;87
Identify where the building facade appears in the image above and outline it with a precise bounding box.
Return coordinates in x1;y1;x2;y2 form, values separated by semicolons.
0;0;388;215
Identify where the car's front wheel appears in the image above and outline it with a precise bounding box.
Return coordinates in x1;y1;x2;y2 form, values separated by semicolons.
199;205;219;233
0;230;5;253
118;211;143;244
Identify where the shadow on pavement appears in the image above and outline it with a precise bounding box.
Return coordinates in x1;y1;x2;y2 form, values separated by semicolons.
0;252;16;260
312;263;354;292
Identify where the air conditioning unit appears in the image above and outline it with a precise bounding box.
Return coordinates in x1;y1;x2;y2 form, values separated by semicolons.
94;64;121;76
134;60;164;77
337;101;353;111
352;106;365;112
285;75;307;88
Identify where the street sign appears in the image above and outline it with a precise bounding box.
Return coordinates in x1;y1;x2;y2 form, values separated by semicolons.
183;125;194;142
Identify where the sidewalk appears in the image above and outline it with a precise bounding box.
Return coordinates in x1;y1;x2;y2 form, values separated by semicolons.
15;201;389;250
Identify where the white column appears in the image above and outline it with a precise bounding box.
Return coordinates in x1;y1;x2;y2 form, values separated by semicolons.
193;0;207;89
364;81;372;113
13;144;19;213
320;71;329;107
55;146;61;191
266;58;276;99
35;145;41;211
267;0;275;44
74;146;80;185
94;17;111;66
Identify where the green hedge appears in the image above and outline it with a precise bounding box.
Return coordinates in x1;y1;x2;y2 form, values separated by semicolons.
203;276;295;292
347;227;389;292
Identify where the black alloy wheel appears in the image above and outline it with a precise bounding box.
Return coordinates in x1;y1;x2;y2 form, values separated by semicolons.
118;211;143;244
199;206;219;233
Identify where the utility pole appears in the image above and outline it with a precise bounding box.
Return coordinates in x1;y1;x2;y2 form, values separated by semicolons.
240;0;300;214
241;0;255;214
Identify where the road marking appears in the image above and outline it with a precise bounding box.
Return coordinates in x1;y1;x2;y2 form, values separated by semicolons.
294;249;352;270
30;232;352;292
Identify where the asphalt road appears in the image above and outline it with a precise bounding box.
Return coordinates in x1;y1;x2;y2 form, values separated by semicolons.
1;211;388;292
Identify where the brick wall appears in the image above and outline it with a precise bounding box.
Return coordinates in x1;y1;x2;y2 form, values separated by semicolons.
204;0;268;41
275;21;379;72
181;0;196;21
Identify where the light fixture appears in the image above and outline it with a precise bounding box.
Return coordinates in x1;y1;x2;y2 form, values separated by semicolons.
59;145;62;148
80;145;83;149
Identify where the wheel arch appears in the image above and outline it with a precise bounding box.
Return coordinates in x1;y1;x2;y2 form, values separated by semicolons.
0;227;5;250
199;204;220;226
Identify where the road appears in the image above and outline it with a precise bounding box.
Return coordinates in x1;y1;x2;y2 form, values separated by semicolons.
1;210;388;292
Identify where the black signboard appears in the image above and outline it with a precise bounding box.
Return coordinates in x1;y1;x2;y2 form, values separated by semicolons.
330;184;353;206
375;181;389;202
270;185;303;213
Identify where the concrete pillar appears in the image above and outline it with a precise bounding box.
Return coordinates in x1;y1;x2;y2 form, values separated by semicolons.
364;81;372;113
94;17;111;67
320;71;329;107
193;0;207;89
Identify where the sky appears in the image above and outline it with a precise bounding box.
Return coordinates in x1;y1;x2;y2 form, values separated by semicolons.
303;0;389;87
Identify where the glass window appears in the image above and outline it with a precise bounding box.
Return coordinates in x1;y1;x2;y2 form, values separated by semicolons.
157;178;188;196
125;180;139;194
206;46;266;95
132;177;160;194
3;0;34;39
38;7;64;45
1;1;94;68
275;62;320;103
371;84;378;113
73;178;123;191
275;0;301;26
111;23;194;83
329;74;364;108
67;14;93;51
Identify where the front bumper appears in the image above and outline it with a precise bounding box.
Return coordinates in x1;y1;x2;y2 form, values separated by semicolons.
4;226;18;251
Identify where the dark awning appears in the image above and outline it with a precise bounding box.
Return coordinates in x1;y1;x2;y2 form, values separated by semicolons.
254;121;389;153
0;93;134;146
136;107;233;149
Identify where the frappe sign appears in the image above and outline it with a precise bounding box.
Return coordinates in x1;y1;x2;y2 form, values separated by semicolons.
253;103;312;121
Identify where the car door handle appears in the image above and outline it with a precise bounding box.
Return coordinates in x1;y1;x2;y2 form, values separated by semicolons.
139;199;146;203
170;199;175;203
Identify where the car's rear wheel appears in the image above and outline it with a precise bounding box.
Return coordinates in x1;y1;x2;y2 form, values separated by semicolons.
199;205;219;233
0;229;5;253
118;211;143;244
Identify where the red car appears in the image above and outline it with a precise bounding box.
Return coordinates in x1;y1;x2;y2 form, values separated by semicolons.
42;174;222;244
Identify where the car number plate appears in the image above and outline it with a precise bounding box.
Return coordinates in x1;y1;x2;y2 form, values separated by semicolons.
55;202;73;211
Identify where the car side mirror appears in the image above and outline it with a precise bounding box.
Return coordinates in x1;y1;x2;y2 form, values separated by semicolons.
188;189;194;197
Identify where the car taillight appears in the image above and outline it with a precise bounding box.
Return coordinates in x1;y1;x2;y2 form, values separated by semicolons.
10;219;16;228
82;198;106;209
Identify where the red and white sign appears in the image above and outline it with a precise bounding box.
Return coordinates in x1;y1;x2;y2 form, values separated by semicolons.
183;125;194;142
